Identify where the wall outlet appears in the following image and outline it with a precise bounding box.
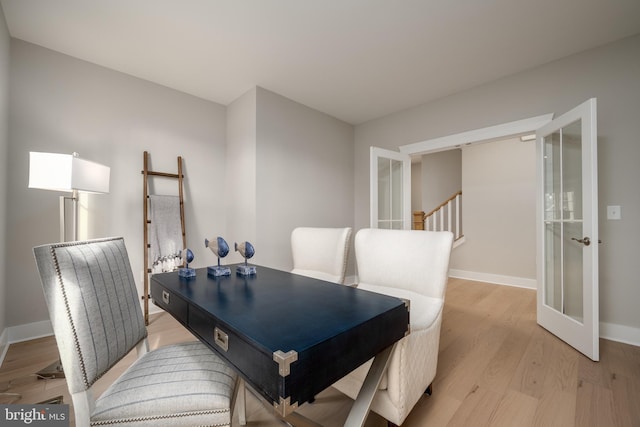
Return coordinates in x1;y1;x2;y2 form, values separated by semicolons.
607;205;621;220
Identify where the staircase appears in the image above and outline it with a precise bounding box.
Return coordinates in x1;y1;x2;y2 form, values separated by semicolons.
413;191;464;246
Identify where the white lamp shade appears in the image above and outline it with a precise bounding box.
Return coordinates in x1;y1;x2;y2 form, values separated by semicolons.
29;152;110;194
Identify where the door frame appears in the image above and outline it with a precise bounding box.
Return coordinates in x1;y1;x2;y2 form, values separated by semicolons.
399;114;553;156
399;114;553;287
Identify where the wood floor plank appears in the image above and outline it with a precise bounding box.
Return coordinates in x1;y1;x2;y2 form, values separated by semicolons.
609;374;640;427
532;389;576;427
540;333;579;394
508;325;549;399
487;389;538;427
401;389;461;427
575;379;617;427
445;384;503;427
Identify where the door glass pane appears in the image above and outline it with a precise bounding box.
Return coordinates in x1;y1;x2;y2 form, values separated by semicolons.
371;147;410;230
542;119;584;323
562;120;582;221
564;221;583;322
544;222;562;311
378;158;390;224
544;130;561;221
391;159;403;221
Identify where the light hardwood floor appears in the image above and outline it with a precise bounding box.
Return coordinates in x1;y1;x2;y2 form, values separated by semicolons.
1;278;639;426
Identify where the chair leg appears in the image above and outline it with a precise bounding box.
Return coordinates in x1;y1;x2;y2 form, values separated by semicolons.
236;378;246;426
425;383;433;396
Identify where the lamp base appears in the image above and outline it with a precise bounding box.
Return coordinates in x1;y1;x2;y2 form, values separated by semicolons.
36;360;65;379
38;395;64;405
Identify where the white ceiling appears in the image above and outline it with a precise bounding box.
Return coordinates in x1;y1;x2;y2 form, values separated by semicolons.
2;0;640;125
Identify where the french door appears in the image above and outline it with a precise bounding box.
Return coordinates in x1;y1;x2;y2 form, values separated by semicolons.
536;98;599;361
370;147;411;230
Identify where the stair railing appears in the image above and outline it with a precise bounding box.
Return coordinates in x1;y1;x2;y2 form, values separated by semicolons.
415;191;463;240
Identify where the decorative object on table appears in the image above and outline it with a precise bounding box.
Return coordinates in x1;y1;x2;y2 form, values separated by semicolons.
235;241;256;275
206;236;231;276
178;248;196;278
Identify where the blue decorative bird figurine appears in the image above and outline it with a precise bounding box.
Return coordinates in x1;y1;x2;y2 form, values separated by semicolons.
182;248;195;266
178;248;196;278
205;236;231;276
235;241;255;260
205;237;230;266
235;241;256;275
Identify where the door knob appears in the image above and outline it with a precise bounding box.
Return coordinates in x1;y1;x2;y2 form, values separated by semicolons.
571;237;591;246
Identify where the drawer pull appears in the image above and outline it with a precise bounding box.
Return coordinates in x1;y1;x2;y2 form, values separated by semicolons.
162;290;170;305
214;327;229;352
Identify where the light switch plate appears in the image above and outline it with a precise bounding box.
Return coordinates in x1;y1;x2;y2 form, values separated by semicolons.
607;205;621;220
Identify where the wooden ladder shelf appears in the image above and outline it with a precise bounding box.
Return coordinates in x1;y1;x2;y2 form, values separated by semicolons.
142;151;186;325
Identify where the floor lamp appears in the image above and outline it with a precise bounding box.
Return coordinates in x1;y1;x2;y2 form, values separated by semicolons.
28;151;110;379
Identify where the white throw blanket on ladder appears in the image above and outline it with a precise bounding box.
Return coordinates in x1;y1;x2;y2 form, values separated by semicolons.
149;195;183;273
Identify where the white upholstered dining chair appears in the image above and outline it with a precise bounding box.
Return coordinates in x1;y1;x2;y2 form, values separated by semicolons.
332;228;454;427
291;226;352;284
33;237;241;427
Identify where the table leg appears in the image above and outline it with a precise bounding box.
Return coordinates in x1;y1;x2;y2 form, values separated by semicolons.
247;384;322;427
343;343;397;427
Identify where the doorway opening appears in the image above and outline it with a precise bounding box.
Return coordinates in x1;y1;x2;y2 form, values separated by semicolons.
402;114;553;289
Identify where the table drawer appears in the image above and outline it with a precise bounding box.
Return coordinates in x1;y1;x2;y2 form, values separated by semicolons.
151;283;189;322
188;304;283;404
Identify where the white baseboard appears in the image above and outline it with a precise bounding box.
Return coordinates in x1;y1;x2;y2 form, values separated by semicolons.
600;321;640;347
0;328;9;367
6;319;53;344
449;269;537;289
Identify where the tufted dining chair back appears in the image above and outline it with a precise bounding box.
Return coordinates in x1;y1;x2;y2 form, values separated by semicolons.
291;227;352;284
333;228;454;426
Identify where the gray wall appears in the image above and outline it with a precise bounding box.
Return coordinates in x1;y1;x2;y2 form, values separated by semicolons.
354;34;640;332
223;87;354;273
0;7;10;340
6;40;227;330
421;149;461;214
225;88;257;265
255;87;354;272
453;139;536;279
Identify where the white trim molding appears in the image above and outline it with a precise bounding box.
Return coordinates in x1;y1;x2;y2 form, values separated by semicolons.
6;320;53;344
449;269;537;289
399;113;554;155
0;328;9;367
600;322;640;347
